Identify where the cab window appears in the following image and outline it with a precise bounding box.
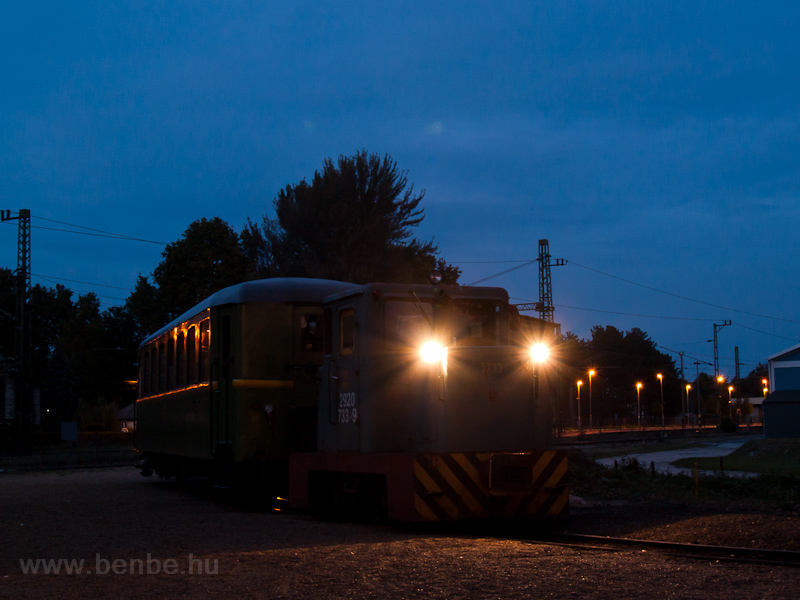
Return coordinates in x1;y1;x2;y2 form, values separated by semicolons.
301;313;322;352
340;308;355;355
384;300;433;346
450;300;499;346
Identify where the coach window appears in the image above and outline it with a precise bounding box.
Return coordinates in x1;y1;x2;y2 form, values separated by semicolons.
176;331;186;389
151;345;158;395
167;336;175;390
221;315;232;380
141;351;149;397
300;314;322;352
159;340;167;393
340;308;355;355
199;320;210;383
187;325;197;385
450;300;499;346
384;300;432;347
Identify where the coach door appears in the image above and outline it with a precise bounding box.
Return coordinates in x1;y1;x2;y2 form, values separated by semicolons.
210;305;237;462
327;302;360;452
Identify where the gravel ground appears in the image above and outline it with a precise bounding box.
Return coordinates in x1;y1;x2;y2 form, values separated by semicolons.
2;467;800;599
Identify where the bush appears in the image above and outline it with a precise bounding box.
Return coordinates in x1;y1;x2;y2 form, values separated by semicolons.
719;416;739;433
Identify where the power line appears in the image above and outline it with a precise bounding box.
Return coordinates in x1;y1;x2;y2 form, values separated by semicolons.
33;274;127;301
732;322;800;343
33;216;167;244
554;303;715;322
29;224;167;245
456;260;535;264
467;259;538;286
570;260;800;325
32;273;133;292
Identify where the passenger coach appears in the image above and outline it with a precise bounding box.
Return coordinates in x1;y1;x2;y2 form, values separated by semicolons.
135;278;356;491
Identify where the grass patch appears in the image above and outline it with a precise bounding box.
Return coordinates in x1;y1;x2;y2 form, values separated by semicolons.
569;448;800;513
672;439;800;475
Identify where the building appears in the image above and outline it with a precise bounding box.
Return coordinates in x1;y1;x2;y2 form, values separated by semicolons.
764;343;800;438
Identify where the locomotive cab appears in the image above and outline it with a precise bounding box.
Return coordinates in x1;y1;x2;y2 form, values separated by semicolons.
290;280;569;521
317;282;554;454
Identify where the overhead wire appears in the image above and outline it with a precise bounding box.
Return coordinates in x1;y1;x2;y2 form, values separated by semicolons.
569;260;800;325
33;274;127;302
32;273;133;292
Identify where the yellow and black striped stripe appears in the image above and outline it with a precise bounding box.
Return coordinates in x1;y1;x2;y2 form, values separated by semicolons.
413;451;568;521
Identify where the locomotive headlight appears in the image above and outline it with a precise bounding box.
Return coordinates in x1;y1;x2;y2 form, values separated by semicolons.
530;343;550;363
420;341;445;363
420;341;448;374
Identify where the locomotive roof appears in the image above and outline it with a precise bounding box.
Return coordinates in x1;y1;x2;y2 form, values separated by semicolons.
322;282;510;305
140;277;356;347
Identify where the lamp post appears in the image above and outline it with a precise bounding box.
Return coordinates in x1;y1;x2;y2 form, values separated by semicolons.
636;382;643;430
576;380;583;434
762;379;768;397
685;384;691;429
588;369;595;431
728;385;733;417
717;375;725;422
657;373;664;429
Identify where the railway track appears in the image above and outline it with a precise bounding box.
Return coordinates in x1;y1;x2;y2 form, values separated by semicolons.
531;533;800;567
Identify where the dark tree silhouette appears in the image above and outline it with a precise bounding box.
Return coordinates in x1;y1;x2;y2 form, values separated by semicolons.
242;150;460;284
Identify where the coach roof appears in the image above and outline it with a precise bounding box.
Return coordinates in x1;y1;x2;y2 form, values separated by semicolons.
140;277;356;347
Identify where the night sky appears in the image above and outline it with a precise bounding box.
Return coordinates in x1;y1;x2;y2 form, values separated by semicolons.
2;1;799;378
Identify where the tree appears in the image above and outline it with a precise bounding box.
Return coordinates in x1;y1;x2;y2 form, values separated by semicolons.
568;325;679;426
152;217;248;322
242;150;460;284
123;275;164;341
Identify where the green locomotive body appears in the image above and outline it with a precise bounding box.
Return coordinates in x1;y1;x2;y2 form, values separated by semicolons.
135;278;355;488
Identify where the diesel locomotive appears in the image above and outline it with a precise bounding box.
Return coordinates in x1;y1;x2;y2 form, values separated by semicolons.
135;275;569;521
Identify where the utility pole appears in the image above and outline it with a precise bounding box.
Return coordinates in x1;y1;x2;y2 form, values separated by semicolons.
694;361;702;429
713;321;731;421
679;351;686;417
536;239;566;325
734;346;741;413
713;321;731;378
1;209;32;436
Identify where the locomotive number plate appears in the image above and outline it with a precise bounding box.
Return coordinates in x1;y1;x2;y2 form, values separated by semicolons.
481;362;503;374
337;392;358;424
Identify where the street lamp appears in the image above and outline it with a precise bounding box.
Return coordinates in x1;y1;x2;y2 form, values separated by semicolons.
636;382;643;430
576;380;583;434
588;369;595;431
685;384;691;429
728;385;734;417
717;375;725;422
762;379;769;397
657;373;664;429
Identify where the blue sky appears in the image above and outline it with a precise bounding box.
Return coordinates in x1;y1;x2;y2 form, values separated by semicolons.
2;1;799;378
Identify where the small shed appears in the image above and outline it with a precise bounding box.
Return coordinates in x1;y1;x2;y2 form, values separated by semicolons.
117;403;136;432
764;344;800;439
763;391;800;438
